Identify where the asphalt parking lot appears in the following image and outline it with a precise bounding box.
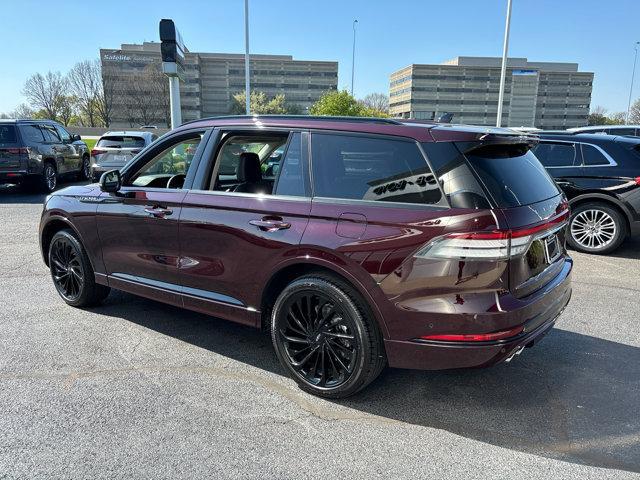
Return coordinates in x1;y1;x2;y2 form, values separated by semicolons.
1;183;639;479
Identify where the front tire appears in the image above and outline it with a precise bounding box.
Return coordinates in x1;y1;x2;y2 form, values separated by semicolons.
79;155;90;181
48;230;110;307
271;274;385;398
567;202;627;254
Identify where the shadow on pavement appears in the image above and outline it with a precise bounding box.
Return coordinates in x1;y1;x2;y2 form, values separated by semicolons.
97;291;640;474
0;180;89;205
609;237;640;260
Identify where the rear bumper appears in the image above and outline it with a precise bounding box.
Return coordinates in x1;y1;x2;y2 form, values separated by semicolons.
0;171;28;184
384;258;572;370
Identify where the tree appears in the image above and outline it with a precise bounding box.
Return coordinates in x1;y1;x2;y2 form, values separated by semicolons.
360;93;389;113
67;59;102;127
97;63;117;127
23;71;67;121
229;90;293;114
588;105;609;126
55;95;80;126
310;89;369;116
628;98;640;124
609;111;626;125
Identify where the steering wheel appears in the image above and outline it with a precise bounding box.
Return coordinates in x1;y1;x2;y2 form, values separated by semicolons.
167;174;186;189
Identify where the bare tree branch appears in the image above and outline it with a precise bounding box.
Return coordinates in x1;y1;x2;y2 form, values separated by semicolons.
22;72;68;121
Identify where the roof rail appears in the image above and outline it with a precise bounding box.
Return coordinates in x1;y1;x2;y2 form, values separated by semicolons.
179;114;403;127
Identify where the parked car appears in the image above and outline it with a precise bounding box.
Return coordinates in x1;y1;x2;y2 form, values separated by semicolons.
39;116;572;398
533;132;640;254
90;131;157;182
567;125;640;137
0;119;89;192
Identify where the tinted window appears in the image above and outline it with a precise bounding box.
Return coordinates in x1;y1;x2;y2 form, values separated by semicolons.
531;142;576;167
422;142;490;209
97;136;146;148
581;144;610;166
0;125;18;145
19;124;45;143
609;128;637;136
274;133;305;197
466;146;560;207
311;133;441;204
41;125;61;143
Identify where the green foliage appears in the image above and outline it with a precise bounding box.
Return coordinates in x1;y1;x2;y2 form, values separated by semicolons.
309;89;388;117
588;106;626;126
230;91;297;115
629;98;640;124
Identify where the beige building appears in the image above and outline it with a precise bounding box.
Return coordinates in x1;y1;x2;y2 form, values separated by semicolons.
101;42;338;127
389;56;593;129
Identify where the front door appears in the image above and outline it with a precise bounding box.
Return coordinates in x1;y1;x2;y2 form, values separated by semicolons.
179;129;311;326
96;131;207;306
55;124;82;173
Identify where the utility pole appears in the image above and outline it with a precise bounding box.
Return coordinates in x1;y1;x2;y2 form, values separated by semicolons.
496;0;513;127
351;19;358;95
244;0;251;115
626;41;640;124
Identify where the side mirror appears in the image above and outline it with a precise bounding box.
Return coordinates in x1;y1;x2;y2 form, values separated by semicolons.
71;134;81;142
100;169;122;193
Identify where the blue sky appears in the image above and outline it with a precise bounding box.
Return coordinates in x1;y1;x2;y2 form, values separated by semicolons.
1;0;639;114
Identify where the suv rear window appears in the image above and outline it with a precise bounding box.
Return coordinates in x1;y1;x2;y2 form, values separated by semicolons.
97;136;146;148
311;133;442;205
465;145;560;208
0;125;17;145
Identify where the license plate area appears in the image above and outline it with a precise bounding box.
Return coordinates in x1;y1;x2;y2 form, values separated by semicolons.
544;233;561;263
113;155;127;162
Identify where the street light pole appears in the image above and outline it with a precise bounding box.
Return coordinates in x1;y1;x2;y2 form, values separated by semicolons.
351;19;358;96
244;0;251;115
496;0;513;127
626;41;640;124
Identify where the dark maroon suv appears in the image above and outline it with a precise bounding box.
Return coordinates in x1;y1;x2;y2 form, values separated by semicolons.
39;116;572;398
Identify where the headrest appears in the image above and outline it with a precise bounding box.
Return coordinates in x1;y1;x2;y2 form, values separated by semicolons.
237;152;262;183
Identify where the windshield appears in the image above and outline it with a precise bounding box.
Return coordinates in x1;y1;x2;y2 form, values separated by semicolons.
465;145;560;208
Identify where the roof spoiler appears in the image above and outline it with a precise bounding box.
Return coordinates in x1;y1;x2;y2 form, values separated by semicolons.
459;132;539;154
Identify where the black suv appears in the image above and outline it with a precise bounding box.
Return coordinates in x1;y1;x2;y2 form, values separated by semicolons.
533;132;640;254
0;119;90;192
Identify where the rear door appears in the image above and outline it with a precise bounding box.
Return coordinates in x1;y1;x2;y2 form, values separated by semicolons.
531;140;581;196
40;124;67;173
464;144;568;298
179;129;311;326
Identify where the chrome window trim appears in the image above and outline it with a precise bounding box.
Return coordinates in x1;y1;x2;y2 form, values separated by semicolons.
538;139;618;168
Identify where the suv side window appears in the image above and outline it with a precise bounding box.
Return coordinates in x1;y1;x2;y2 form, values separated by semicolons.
311;133;442;205
19;124;45;144
55;125;71;143
274;132;306;197
531;142;576;167
581;144;611;166
41;124;61;143
128;135;203;188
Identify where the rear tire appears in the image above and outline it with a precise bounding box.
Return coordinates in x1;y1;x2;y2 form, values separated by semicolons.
271;273;386;398
40;161;57;193
567;202;627;254
48;229;110;307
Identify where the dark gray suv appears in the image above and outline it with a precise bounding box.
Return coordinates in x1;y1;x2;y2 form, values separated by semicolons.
0;119;90;192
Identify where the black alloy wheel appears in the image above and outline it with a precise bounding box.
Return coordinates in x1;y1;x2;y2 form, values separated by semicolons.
42;162;57;192
50;234;84;302
48;230;111;307
271;274;385;398
81;155;91;180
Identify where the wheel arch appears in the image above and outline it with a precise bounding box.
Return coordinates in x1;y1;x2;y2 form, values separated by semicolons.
40;216;85;267
260;259;390;339
568;193;631;235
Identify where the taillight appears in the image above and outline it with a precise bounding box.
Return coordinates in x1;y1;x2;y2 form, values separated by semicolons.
415;210;569;261
3;147;28;155
91;148;106;157
635;177;640;185
419;325;524;342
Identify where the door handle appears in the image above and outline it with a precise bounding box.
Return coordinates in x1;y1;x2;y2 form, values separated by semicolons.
144;206;173;218
249;218;291;232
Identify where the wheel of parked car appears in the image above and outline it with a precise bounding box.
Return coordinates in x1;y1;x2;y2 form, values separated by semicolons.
271;274;385;398
80;155;90;181
567;202;627;254
48;230;111;307
40;162;57;193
